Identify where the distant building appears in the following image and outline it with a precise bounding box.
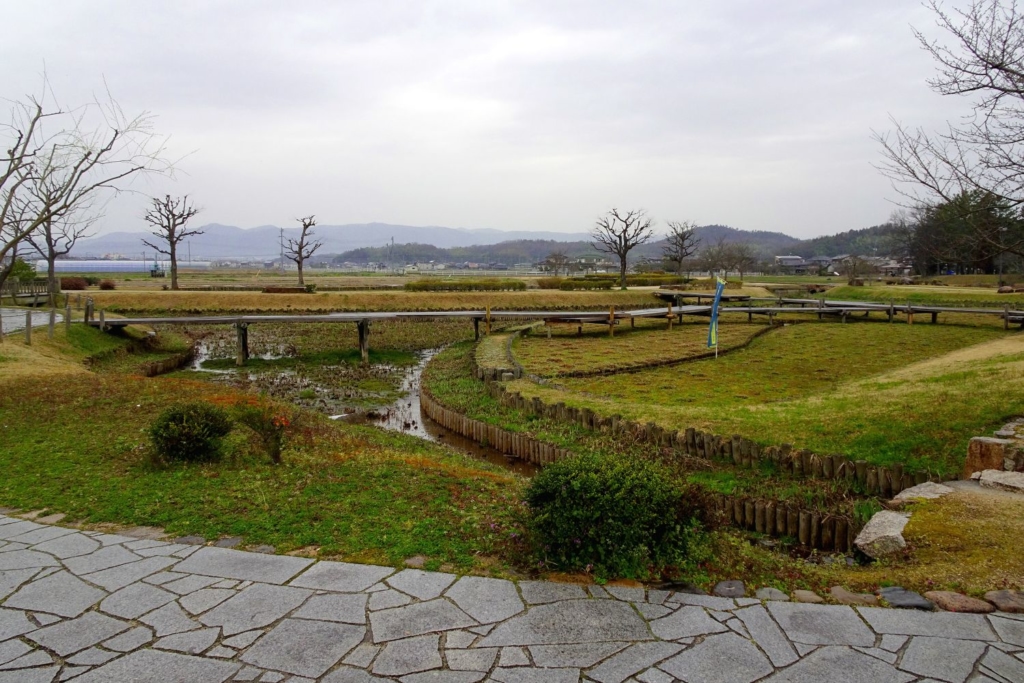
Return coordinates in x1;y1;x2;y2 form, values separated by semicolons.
773;255;809;274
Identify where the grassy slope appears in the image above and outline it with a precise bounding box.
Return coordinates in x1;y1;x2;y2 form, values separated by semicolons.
828;284;1024;308
507;320;1022;475
0;319;526;574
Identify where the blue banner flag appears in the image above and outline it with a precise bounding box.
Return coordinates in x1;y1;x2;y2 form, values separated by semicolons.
707;276;726;350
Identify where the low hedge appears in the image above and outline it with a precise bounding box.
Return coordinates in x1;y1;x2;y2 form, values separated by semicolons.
60;277;89;290
405;279;527;292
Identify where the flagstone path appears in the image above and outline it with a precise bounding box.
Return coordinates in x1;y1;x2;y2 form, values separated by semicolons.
1;515;1022;683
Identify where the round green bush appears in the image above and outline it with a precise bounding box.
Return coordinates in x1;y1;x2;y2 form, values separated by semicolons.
149;402;233;463
525;452;699;579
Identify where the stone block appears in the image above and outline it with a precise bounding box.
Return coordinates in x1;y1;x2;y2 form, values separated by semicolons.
922;591;994;613
854;511;909;558
985;589;1024;613
978;469;1024;494
965;437;1016;478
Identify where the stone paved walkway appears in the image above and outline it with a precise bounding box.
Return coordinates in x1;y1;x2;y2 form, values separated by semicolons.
1;515;1023;682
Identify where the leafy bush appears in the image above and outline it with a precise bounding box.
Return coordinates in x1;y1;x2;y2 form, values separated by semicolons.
10;258;36;283
536;277;564;289
98;279;116;290
558;279;613;290
233;401;291;464
525;452;701;579
149;402;233;463
405;278;526;292
84;276;101;286
60;277;89;290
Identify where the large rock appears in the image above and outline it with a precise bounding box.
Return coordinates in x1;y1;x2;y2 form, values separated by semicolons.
923;591;995;613
892;482;953;503
977;469;1024;494
965;438;1018;478
985;589;1024;613
853;511;910;558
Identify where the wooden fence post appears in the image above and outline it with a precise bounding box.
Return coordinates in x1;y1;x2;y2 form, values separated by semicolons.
65;305;71;335
48;308;55;339
25;310;32;345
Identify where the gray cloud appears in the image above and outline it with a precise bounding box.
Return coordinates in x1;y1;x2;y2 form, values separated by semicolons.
1;0;968;239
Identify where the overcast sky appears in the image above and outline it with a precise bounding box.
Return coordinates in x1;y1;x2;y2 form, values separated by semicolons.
2;1;970;239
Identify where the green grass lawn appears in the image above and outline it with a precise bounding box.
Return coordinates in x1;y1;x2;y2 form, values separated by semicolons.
0;370;526;573
507;320;1023;475
513;321;767;377
827;284;1024;308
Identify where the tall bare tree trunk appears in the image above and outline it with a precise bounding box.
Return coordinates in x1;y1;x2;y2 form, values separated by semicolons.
170;242;178;290
47;257;57;307
297;262;304;287
619;260;627;290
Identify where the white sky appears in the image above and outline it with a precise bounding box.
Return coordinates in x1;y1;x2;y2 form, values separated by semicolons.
2;1;971;238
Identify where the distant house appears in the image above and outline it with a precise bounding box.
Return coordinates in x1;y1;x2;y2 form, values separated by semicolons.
773;255;809;274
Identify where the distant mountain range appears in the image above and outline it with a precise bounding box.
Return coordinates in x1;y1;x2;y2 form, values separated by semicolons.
70;223;593;260
70;221;900;264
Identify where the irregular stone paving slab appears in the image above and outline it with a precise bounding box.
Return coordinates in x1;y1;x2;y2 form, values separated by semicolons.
74;648;240;683
447;647;498;671
0;666;59;683
857;607;997;640
637;667;672;683
760;646;915;683
289;560;394;592
292;592;368;624
635;603;672;620
3;570;106;617
323;665;393;683
649;605;729;641
370;589;414;610
401;672;485;683
518;581;588;605
5;525;75;546
979;646;1024;681
446;631;477;649
26;610;129;656
99;581;176;619
370;599;477;642
373;633;443;676
991;615;1024;647
446;576;524;624
179;587;236;615
62;544;141;575
66;646;120;665
606;586;646;602
0;648;54;669
155;626;221;654
490;666;580;683
0;550;59;570
768;603;875;646
499;646;530;667
173;546;313;584
199;583;311;636
387;569;457;601
665;593;736;610
242;618;364;677
344;643;381;668
587;641;684;683
161;573;221;595
735;604;798;667
0;521;43;540
31;532;99;559
479;600;652;646
660;632;772;683
0;567;37;600
898;636;987;683
140;601;202;636
103;625;154;652
0;638;31;666
529;642;629;668
221;629;264;649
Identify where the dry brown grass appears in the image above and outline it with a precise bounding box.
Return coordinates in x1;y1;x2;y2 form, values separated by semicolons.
86;289;662;314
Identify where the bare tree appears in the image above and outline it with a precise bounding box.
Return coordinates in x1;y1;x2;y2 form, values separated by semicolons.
26;208;98;306
591;208;655;289
726;242;759;281
874;0;1024;258
285;215;322;287
141;195;201;290
662;220;701;275
1;82;170;293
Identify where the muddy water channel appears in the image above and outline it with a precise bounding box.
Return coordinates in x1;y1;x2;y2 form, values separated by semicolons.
178;321;536;476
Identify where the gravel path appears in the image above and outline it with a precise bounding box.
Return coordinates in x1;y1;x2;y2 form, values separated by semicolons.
0;514;1022;682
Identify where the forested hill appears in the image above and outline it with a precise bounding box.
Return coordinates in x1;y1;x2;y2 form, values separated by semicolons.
789;224;901;258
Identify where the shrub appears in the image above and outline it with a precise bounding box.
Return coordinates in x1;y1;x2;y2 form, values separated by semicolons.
10;258;36;283
404;278;526;292
149;402;232;463
60;277;89;290
233;401;291;464
98;279;116;290
525;452;700;579
536;277;564;289
83;276;101;286
558;279;613;290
